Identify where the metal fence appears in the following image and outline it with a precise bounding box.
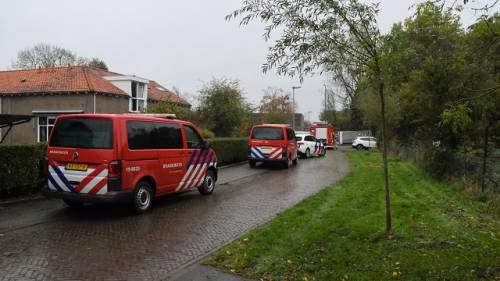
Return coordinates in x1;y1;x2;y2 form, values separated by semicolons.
389;141;499;193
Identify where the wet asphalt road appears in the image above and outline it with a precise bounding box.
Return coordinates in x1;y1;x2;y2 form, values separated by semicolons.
0;150;349;281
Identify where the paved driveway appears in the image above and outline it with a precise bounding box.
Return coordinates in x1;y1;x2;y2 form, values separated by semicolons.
0;150;349;281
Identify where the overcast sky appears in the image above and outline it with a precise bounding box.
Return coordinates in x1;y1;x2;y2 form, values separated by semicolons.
0;0;487;121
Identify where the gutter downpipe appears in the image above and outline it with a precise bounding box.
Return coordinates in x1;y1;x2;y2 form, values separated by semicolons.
93;93;96;114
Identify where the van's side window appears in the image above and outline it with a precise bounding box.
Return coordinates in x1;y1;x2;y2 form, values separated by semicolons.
127;121;183;150
184;126;203;149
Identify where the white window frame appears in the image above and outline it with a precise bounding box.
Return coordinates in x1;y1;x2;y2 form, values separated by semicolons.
37;116;56;143
130;82;147;112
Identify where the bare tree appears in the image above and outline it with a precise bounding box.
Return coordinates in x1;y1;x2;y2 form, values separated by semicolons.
11;43;108;70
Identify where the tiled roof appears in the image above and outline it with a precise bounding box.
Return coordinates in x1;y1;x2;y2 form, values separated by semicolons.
147;80;191;106
0;66;128;96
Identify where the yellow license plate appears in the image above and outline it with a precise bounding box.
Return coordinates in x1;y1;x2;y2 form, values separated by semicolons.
65;163;88;171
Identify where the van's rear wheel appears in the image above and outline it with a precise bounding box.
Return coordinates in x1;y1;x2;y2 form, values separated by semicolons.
198;170;216;195
133;181;153;214
63;199;83;208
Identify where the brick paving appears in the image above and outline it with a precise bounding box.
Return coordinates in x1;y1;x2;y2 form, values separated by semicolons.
0;151;349;281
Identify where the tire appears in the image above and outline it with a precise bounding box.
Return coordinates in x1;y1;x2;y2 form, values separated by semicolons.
283;156;292;169
305;148;311;159
198;170;216;195
249;160;256;168
133;181;153;214
356;144;364;151
63;199;83;208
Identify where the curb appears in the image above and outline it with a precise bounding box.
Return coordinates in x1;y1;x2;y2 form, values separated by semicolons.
219;161;247;170
0;193;47;207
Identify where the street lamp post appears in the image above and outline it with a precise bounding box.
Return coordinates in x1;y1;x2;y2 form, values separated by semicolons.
292;86;301;129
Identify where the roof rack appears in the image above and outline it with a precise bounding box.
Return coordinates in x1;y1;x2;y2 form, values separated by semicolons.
126;113;177;119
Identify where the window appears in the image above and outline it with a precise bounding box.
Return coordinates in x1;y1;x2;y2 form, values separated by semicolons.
305;135;315;142
127;121;182;150
251;127;284;140
286;128;295;140
38;116;56;142
50;118;113;149
130;82;146;112
184;126;203;148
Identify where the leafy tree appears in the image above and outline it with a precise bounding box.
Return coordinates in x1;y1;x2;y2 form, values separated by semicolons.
86;57;108;70
259;87;292;124
198;78;250;137
228;0;393;232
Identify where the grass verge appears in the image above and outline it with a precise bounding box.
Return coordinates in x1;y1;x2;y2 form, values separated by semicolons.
207;151;499;280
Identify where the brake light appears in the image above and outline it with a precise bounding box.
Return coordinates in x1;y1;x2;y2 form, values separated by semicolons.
108;160;121;178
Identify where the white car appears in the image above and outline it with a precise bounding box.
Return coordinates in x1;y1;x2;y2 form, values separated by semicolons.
352;136;377;150
296;133;326;158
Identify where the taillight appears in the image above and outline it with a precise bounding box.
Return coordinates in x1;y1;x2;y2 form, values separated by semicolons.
108;160;121;178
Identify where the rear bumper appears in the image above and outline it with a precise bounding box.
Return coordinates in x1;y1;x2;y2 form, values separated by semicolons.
248;157;286;163
43;189;133;203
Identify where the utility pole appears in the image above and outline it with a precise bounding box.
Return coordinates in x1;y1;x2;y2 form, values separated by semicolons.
292;86;301;129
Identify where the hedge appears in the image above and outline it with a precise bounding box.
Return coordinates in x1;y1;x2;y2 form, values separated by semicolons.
208;137;248;166
0;143;47;198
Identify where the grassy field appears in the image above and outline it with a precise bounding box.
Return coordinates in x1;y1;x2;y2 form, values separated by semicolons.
207;151;499;280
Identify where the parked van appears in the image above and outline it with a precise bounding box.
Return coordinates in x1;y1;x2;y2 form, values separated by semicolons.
248;124;298;168
45;114;217;213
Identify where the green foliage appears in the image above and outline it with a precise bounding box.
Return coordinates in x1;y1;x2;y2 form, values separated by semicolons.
199;127;215;139
147;101;196;121
0;143;46;198
440;103;472;134
208;151;499;280
86;57;108;70
208;138;248;166
198;78;251;137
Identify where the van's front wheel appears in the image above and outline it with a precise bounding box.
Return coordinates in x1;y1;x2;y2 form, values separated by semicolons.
133;181;153;214
198;170;216;195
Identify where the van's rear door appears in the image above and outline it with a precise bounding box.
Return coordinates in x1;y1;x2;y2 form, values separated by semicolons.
47;117;115;195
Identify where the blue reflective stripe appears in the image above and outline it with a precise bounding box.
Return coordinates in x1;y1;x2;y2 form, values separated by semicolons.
193;148;204;168
48;173;64;192
200;148;210;165
51;165;76;193
187;149;199;168
250;151;260;158
251;147;265;158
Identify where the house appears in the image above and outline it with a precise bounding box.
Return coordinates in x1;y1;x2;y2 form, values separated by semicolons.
0;66;190;144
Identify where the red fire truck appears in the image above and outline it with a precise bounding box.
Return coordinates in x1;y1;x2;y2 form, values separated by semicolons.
309;123;336;150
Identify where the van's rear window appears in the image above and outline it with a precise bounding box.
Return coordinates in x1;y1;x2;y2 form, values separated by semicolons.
49;118;113;149
251;127;284;140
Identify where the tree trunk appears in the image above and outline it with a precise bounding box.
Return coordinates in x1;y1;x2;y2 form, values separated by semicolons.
481;123;489;192
378;77;392;233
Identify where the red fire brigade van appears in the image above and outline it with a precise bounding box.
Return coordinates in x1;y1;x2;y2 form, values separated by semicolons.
248;124;298;168
310;123;335;149
45;114;217;213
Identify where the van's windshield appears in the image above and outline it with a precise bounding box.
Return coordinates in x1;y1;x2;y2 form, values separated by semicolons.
251;127;284;140
49;118;113;149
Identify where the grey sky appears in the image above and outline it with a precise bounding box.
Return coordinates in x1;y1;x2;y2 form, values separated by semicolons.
0;0;487;122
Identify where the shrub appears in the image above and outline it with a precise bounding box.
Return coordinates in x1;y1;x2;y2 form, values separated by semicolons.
199;127;216;139
208;137;248;166
0;143;47;198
